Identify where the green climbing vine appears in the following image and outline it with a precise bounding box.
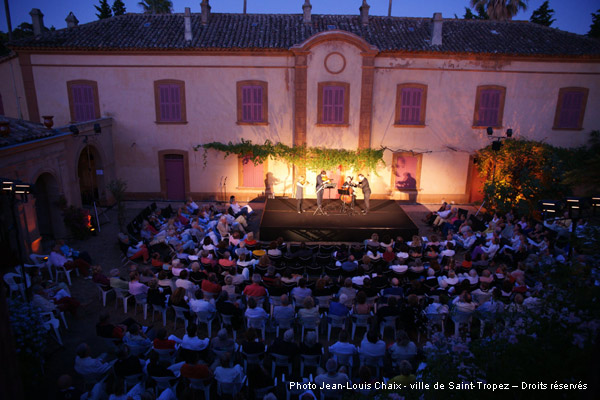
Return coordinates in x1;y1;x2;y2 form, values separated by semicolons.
194;139;386;173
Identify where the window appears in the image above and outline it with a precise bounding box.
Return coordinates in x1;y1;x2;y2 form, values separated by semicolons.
67;80;100;122
239;156;265;188
395;84;427;126
237;80;268;124
154;80;186;123
317;82;350;125
553;87;588;130
473;85;506;128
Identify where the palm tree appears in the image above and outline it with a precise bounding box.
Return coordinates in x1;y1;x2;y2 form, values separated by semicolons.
470;0;528;21
138;0;173;14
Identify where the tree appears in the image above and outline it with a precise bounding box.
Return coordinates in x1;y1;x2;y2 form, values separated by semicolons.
464;5;489;19
470;0;528;21
112;0;127;16
95;0;113;19
138;0;173;14
530;1;555;27
589;9;600;38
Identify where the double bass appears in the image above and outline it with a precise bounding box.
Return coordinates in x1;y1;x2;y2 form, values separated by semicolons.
340;178;356;204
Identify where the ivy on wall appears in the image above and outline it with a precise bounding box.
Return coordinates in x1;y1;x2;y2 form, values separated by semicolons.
194;139;386;173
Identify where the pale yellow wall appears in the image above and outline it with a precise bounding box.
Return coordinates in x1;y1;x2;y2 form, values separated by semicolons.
306;41;362;149
0;57;28;119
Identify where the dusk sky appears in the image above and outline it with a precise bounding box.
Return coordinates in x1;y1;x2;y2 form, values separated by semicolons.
1;0;598;35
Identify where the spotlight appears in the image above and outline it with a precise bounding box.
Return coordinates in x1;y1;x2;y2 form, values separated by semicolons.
2;180;14;192
566;197;582;218
506;129;513;138
93;123;101;134
538;200;561;219
486;127;493;136
69;125;80;136
14;184;31;195
491;141;502;151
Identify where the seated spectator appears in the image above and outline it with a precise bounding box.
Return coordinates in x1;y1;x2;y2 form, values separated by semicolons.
298;297;320;323
180;351;213;381
376;296;401;323
74;343;112;376
176;270;197;297
218;251;236;270
453;291;476;313
109;269;129;290
328;294;350;317
216;291;243;327
128;271;148;296
300;331;323;356
211;329;236;353
353;291;372;315
214;352;245;383
92;265;110;286
189;289;216;314
96;313;138;340
242;232;257;247
262;266;280;286
365;233;380;248
181;323;210;352
329;330;357;357
49;242;91;277
189;262;207;285
245;297;268;321
170;259;184;277
138;268;155;284
423;269;439;292
382;246;396;263
151;252;164;269
315;359;350;387
273;294;295;321
382;278;403;297
359;330;386;359
388;330;417;360
157;270;175;294
241;328;264;355
153;328;177;350
201;273;222;295
146;350;175;378
388;360;416;386
269;328;299;357
340;255;358;273
338;278;357;307
123;323;152;348
114;344;143;378
425;295;449;315
267;241;282;257
291;278;312;305
243;274;267;298
478;288;505;314
118;234;150;264
147;278;167;307
32;284;81;316
168;287;192;320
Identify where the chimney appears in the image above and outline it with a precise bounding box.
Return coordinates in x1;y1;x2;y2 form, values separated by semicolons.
303;1;312;24
29;8;45;36
184;7;192;41
243;0;247;14
65;12;79;28
431;12;443;46
359;1;370;26
201;0;211;25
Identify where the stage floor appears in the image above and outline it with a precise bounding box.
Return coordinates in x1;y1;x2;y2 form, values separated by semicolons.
259;198;419;242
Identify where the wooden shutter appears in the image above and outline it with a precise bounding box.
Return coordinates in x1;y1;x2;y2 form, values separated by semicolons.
241;86;263;122
400;88;422;124
478;89;501;126
322;86;344;124
558;91;584;128
72;85;96;122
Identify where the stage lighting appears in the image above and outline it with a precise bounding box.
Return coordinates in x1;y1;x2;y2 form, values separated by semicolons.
93;123;101;134
506;129;513;138
69;125;79;136
565;197;582;218
539;200;561;219
14;184;31;195
486;127;493;136
2;180;14;192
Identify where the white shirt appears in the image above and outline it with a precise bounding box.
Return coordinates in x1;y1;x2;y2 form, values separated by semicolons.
49;251;68;267
245;307;268;320
189;298;216;314
214;364;244;383
75;356;112;376
181;335;209;351
329;342;358;356
359;336;386;358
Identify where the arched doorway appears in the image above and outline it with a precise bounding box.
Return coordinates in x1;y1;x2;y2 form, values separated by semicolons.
34;173;61;240
78;145;104;205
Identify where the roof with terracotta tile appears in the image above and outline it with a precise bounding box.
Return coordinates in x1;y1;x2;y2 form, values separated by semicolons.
0;117;63;149
8;13;600;58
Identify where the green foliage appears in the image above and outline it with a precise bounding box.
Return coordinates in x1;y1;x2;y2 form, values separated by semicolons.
107;178;128;231
112;0;127;16
195;140;386;174
463;5;489;19
95;0;113;19
530;1;555;26
589;9;600;38
475;138;578;214
138;0;173;14
470;0;528;21
562;131;600;194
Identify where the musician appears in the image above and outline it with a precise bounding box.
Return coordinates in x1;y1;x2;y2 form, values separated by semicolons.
316;170;328;209
296;175;309;213
357;174;371;215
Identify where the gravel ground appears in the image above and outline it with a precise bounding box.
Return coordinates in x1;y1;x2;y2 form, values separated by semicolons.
31;200;478;398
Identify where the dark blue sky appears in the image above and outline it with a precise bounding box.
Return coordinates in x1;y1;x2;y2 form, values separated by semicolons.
1;0;597;35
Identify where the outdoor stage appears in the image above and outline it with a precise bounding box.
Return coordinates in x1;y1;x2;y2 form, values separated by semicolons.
259;198;419;242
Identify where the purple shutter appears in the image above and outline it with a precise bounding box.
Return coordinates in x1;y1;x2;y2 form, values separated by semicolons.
241;86;263;122
558;91;584;128
72;85;96;122
399;87;422;124
478;89;501;126
322;86;344;124
158;84;181;122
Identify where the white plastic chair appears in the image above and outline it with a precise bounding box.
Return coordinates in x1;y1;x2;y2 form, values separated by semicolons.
351;312;372;340
189;378;211;399
326;313;347;341
359;353;383;378
246;315;267;340
29;254;52;280
134;294;148;320
452;310;473;337
172;306;190;330
241;345;266;373
219;313;237;341
426;313;446;335
329;350;354;380
96;284;114;307
300;349;322;376
3;273;26;299
123;373;144;391
273;315;295;338
379;315;398;337
55;265;75;286
216;375;246;397
271;353;292;378
151;376;179;397
299;314;321;338
152;304;168;327
195;310;216;336
153;348;176;364
114;287;133;313
41;311;63;346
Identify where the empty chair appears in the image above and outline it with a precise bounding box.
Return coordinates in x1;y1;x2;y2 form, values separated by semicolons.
306;264;323;277
298;313;321;338
273;315;295;338
134;294;148;320
195;310;216;336
216;375;246;398
188;378;211;400
4;273;27;299
379;316;398;336
351;312;372;340
300;349;323;376
327;313;347;341
151;304;168;327
113;287;133;313
96;284;114;307
246;315;267;340
41;311;63;346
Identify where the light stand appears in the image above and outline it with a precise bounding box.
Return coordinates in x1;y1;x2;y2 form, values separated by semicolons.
2;178;32;301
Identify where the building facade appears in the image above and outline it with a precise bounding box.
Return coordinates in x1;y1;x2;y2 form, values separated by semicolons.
3;2;600;203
